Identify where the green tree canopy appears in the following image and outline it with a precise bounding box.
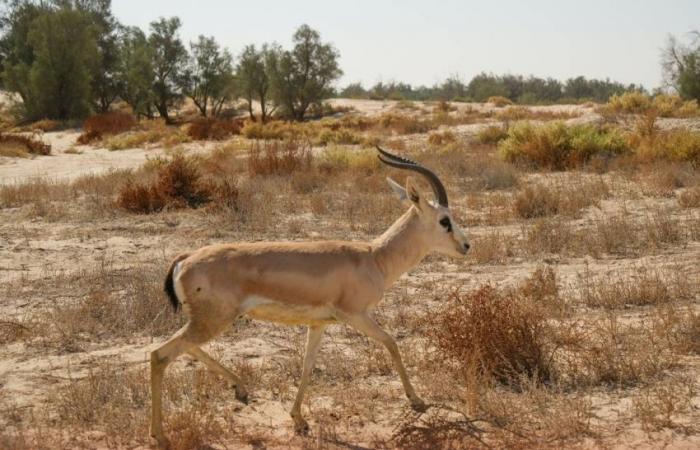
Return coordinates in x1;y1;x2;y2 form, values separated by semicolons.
663;32;700;102
148;16;187;123
180;35;234;117
269;24;341;121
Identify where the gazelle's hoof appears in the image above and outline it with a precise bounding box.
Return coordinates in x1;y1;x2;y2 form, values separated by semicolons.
149;433;170;449
410;397;428;413
235;386;249;404
293;417;310;435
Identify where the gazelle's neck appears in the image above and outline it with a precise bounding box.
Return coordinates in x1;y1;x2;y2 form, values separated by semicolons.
372;207;431;288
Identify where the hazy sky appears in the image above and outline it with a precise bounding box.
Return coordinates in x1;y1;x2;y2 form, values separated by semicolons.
111;0;699;90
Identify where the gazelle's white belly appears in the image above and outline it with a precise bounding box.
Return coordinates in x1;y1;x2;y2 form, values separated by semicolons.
240;295;337;326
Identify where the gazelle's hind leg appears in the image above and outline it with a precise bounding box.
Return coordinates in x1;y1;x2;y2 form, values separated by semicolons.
187;346;248;403
149;316;235;448
150;324;194;448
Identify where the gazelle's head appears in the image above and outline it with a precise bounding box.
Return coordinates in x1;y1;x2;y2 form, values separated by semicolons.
377;146;470;257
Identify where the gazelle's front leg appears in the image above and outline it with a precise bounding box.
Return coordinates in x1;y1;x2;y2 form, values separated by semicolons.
340;312;426;412
291;324;327;433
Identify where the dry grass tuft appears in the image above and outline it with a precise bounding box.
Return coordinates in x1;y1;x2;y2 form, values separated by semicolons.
487;96;513;107
248;138;312;176
0;133;51;157
575;265;690;309
103;120;190;150
477;125;508;145
513;179;608;219
427;130;457;146
632;375;697;432
679;186;700;208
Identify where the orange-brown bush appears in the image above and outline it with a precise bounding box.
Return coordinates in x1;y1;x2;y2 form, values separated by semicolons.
117;154;212;213
248;138;312;176
478;125;508;145
0;133;51;156
427;130;457;146
488;96;513;107
78;112;137;143
187;117;242;140
427;285;552;384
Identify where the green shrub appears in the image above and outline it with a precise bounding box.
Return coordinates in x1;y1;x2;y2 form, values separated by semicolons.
499;122;628;169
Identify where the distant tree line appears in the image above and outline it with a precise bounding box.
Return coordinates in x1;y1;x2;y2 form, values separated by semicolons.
339;74;647;104
0;0;341;122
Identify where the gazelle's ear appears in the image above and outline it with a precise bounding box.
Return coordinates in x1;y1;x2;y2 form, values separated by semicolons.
405;177;423;209
386;177;408;201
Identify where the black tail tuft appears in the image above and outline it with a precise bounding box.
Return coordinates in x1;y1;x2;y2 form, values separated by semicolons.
164;256;185;312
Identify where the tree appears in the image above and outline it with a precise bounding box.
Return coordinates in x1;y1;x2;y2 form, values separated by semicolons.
236;43;277;122
148;17;187;123
73;0;123;112
0;0;47;108
180;35;233;117
663;32;700;102
269;24;342;121
23;6;98;119
118;26;155;118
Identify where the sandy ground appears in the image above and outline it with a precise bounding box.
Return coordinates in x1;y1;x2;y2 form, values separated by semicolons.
1;99;699;449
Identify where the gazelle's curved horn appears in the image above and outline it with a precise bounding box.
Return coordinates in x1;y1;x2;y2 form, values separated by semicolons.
376;146;449;207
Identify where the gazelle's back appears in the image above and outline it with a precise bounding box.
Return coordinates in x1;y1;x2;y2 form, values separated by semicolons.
174;241;385;323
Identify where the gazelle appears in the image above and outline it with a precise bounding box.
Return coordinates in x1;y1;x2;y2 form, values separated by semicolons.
150;147;470;446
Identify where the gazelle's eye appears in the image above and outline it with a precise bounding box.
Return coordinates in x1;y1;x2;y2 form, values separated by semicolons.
439;217;452;232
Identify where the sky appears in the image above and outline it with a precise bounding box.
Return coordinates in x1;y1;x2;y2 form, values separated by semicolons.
111;0;699;91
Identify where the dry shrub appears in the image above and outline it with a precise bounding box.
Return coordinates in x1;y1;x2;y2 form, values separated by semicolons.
78;111;137;144
513;179;608;219
467;231;515;264
605;91;651;114
495;106;579;122
521;217;575;255
633;127;700;166
314;127;363;146
382;407;485;450
41;264;182;345
0;320;31;345
433;100;457;113
487;96;513;107
678;186;700;208
427;130;457;146
394;99;419;110
29;119;61;132
652;94;700;117
477;125;508;145
558;312;677;387
642;210;684;247
519;265;560;311
499;122;628;170
377;112;433;135
427;285;553;384
187;117;242;140
591;213;638;255
241;119;305;140
0;133;51;157
117;153;212;213
248;138;312;176
424;143;520;191
633;375;697;432
575;265;690;309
